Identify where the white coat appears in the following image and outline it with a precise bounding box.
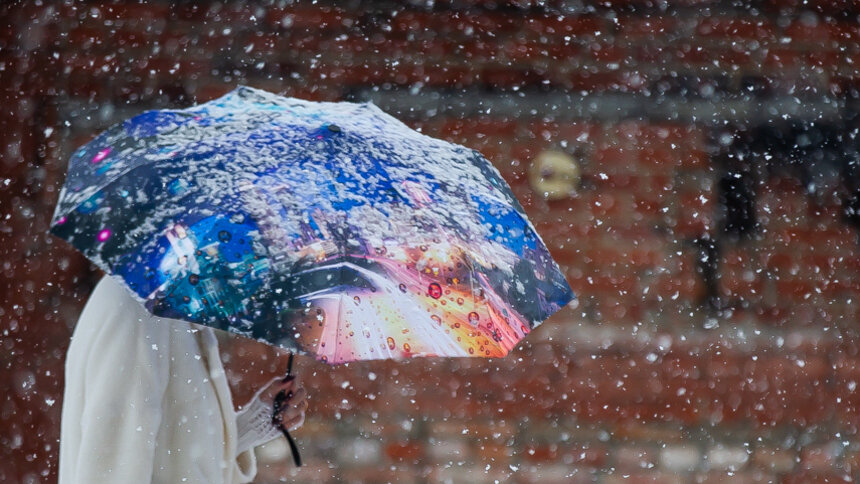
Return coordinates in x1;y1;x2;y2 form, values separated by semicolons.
59;275;281;484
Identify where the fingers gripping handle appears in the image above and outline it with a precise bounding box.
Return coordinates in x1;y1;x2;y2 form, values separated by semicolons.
272;353;302;467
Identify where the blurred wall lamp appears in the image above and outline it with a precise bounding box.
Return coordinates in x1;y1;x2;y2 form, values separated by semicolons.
528;149;581;200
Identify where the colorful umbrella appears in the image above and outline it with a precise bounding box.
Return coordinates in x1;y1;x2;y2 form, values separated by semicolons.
49;86;574;365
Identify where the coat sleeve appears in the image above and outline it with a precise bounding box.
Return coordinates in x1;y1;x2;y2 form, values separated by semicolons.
235;377;284;454
59;276;171;484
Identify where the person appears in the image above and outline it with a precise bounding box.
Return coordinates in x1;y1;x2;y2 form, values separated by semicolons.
58;275;307;483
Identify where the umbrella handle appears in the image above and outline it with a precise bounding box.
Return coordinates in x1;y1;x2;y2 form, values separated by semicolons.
272;353;302;467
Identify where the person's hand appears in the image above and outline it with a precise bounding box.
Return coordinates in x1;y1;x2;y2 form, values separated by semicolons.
271;377;308;432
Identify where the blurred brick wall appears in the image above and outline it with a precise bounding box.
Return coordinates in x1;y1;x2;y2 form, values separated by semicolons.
2;1;860;483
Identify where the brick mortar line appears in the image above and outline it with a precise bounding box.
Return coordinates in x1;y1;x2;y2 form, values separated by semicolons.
53;90;848;134
352;89;847;123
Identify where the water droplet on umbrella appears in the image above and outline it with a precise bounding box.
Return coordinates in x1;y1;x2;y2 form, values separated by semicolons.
428;283;442;299
353;296;361;305
387;337;395;350
218;230;231;242
457;298;464;305
431;315;441;325
96;228;111;242
492;330;502;342
57;216;67;225
182;296;190;303
468;312;480;326
327;124;341;133
188;274;199;285
398;283;407;293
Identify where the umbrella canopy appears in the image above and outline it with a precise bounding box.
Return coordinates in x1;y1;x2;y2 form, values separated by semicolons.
49;86;574;364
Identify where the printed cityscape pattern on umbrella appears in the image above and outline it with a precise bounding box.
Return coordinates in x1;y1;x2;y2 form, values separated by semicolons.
50;86;574;363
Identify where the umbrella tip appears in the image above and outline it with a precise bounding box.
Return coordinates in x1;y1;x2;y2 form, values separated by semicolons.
327;124;341;133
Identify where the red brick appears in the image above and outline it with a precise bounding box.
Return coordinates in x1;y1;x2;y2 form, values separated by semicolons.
529;121;600;145
567;70;645;93
696;17;776;40
763;48;805;69
781;471;852;484
588;43;628;64
66;26;107;47
807;50;842;72
833;22;860;43
784;19;839;43
390;11;515;38
844;449;860;475
448;38;499;61
592;146;639;173
440;117;521;141
751;448;796;473
474;441;513;463
719;247;763;302
524;15;607;38
385;441;424;462
672;193;715;238
618;17;678;38
696;470;775;483
638;147;680;169
267;6;347;30
833;355;860;431
603;471;684;484
761;0;855;13
715;48;753;68
481;67;547;89
800;443;840;472
502;39;576;62
98;3;171;19
672;43;712;64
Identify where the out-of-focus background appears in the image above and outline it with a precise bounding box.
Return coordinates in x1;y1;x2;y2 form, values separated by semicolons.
2;1;860;483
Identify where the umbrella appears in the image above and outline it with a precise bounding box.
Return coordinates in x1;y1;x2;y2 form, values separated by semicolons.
50;86;574;365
